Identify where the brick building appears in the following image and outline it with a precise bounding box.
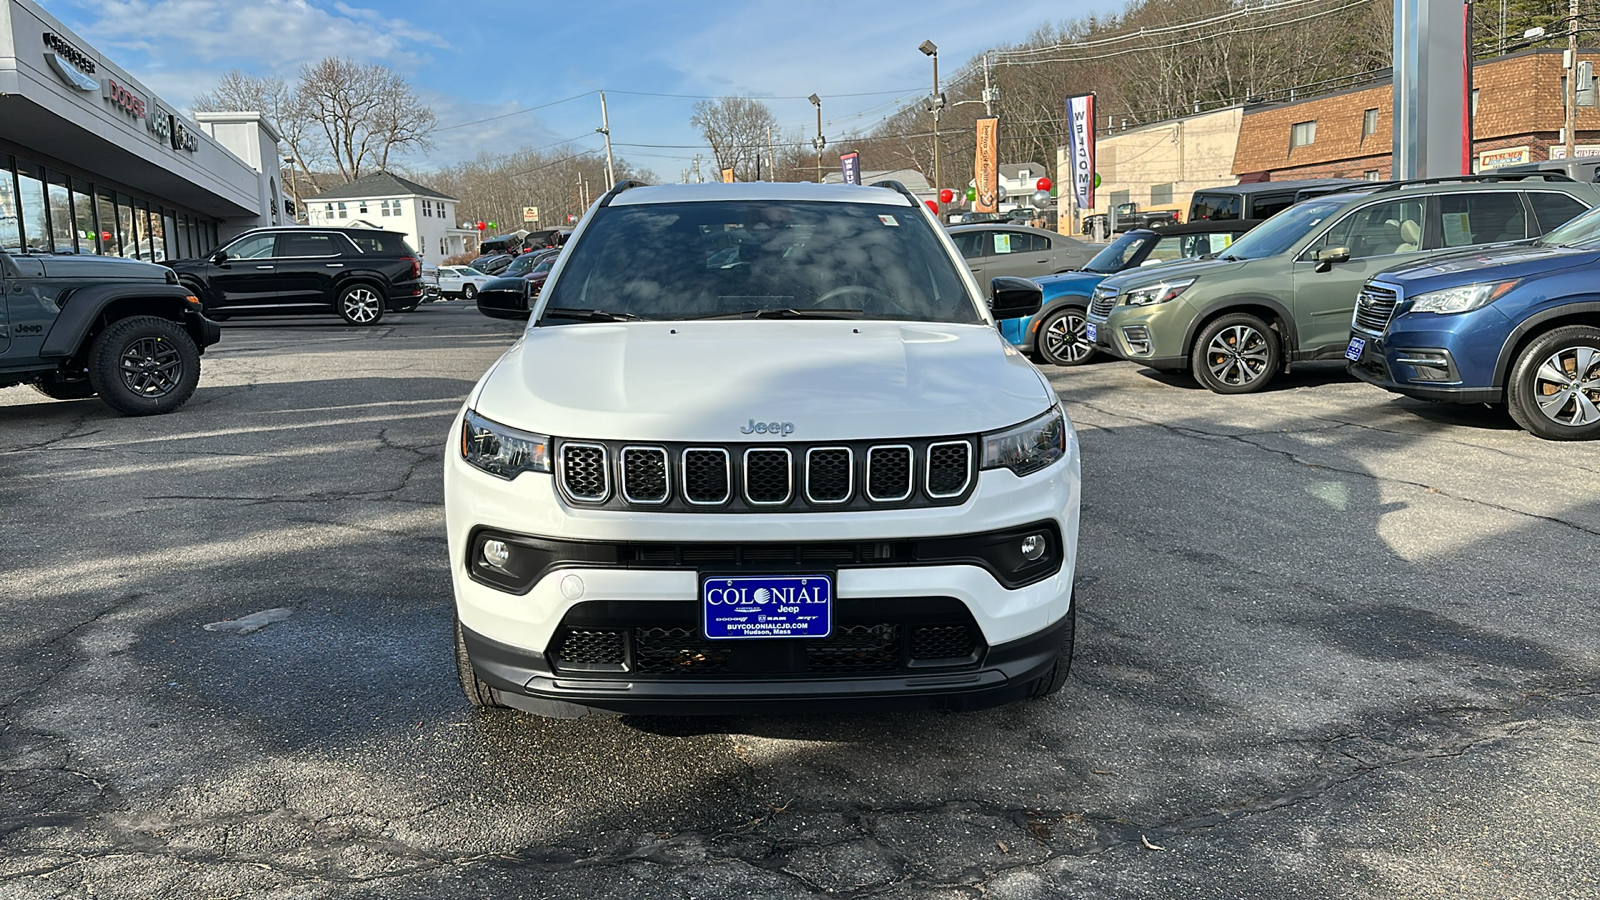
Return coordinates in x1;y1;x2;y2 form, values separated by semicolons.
1232;49;1600;180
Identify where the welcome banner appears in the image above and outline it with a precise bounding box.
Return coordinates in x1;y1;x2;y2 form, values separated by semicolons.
974;117;1000;213
1065;94;1096;209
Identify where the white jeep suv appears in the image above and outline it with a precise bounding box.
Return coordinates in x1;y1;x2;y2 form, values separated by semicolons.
445;181;1081;716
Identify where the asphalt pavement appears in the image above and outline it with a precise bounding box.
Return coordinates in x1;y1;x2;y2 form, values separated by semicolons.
2;302;1597;898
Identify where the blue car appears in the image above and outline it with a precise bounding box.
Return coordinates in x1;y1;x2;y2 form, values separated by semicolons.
1002;220;1259;366
1347;205;1600;440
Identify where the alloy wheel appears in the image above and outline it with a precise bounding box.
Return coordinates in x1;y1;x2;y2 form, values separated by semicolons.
1205;324;1270;387
1531;344;1600;427
343;288;381;323
1042;310;1094;364
118;337;184;398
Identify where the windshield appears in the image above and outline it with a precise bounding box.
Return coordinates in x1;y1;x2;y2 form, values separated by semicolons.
1216;199;1342;260
1082;231;1154;273
1536;204;1600;247
503;253;540;276
538;200;982;324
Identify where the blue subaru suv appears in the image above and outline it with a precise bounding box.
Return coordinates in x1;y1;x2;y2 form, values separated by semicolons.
1346;204;1600;440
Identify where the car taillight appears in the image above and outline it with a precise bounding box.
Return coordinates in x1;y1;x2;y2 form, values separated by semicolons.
407;257;419;279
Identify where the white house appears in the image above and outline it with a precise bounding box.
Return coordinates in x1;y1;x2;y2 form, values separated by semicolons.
305;171;477;261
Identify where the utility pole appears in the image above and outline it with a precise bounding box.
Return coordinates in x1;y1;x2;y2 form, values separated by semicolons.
1567;0;1579;160
920;40;944;218
694;153;702;184
982;51;994;117
809;94;825;183
768;126;775;180
598;91;616;188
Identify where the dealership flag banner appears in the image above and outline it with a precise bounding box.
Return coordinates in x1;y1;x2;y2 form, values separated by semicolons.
974;118;1000;213
840;152;862;185
1065;94;1096;209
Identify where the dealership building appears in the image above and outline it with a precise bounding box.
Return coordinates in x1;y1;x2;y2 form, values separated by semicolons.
0;0;280;260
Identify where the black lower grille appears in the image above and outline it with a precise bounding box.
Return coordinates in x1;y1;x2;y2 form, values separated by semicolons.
807;624;901;672
551;628;625;671
634;627;731;675
911;624;977;660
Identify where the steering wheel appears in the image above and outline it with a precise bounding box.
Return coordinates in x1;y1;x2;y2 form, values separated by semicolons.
813;285;910;316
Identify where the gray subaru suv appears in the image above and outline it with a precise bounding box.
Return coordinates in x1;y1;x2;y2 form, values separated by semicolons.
1085;174;1600;393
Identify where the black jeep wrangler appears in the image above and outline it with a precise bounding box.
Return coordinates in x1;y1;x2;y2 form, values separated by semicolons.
1;248;221;416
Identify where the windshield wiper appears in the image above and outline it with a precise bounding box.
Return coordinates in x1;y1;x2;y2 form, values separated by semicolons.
539;307;645;323
686;307;866;321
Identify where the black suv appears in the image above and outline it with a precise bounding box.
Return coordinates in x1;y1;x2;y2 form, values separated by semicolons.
2;248;220;415
165;227;424;326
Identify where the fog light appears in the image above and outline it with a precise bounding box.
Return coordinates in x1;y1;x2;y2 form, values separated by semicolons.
482;539;511;570
1020;534;1046;561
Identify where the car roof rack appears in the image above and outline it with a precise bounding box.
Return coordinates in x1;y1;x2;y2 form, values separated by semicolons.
1346;171;1578;195
597;179;649;208
868;180;921;207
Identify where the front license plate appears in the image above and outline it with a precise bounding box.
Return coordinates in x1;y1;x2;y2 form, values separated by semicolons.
1085;322;1098;342
703;574;832;640
1344;336;1366;362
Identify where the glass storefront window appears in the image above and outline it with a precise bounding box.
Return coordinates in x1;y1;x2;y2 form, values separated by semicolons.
136;199;156;261
162;212;177;261
0;155;20;251
73;178;98;255
47;170;75;253
117;193;139;259
17;160;48;252
97;189;119;255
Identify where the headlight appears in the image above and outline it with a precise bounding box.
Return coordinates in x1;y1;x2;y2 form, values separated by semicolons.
460;409;551;480
981;406;1069;477
1121;277;1196;307
1407;280;1519;314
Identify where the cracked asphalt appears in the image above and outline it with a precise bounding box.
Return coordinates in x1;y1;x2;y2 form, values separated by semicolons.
2;303;1597;899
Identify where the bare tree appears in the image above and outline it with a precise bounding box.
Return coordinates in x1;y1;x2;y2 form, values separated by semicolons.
691;97;780;182
296;57;436;182
428;147;655;238
191;70;321;216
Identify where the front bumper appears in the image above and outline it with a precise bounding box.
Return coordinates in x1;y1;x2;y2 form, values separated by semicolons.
445;413;1081;712
1346;323;1504;404
1087;299;1191;369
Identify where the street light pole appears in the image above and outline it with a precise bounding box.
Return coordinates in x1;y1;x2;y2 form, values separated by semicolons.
920;40;942;218
598;91;616;187
1566;0;1579;160
809;94;825;183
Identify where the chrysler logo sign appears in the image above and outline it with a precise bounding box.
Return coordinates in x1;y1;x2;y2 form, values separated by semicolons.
43;32;98;92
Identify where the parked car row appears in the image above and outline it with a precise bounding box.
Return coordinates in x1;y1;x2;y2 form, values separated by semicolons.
1056;172;1600;440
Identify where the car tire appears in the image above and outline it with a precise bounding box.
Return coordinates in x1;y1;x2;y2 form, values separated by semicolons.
1190;312;1280;394
338;284;386;325
1029;597;1076;699
85;316;201;416
32;371;97;401
463;284;478;301
455;617;506;709
1037;306;1098;367
1506;325;1600;441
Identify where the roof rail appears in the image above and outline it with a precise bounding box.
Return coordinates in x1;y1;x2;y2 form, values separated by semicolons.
1361;171;1578;194
868;179;920;207
597;179;649;209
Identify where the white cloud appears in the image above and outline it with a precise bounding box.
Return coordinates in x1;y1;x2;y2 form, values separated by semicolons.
65;0;440;74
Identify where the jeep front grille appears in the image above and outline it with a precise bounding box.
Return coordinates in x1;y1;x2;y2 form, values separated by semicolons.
683;448;731;505
620;447;669;504
554;437;974;511
1353;284;1400;334
558;443;609;502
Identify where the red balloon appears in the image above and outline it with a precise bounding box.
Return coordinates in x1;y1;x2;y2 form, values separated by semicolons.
938;188;954;204
924;199;939;214
476;221;486;230
1036;177;1052;192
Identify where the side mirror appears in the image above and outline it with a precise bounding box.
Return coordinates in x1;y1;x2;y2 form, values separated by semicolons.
209;250;228;265
988;276;1043;320
1312;246;1350;273
1139;258;1167;267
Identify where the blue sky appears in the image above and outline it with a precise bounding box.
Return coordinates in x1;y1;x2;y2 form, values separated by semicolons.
47;0;1114;179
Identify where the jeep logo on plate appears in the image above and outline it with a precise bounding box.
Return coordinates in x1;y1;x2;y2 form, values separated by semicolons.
740;419;795;436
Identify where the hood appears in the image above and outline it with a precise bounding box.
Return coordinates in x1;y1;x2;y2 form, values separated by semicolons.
474;321;1054;443
1098;256;1241;292
1372;243;1593;289
40;254;170;281
1034;271;1108;298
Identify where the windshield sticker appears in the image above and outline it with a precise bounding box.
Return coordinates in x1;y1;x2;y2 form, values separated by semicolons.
1219;234;1234;247
993;233;1012;254
878;215;899;226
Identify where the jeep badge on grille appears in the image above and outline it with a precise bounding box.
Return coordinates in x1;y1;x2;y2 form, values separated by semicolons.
740;420;795;436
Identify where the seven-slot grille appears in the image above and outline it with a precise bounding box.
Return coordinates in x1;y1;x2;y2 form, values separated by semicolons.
1353;283;1400;334
1090;285;1119;317
555;437;976;511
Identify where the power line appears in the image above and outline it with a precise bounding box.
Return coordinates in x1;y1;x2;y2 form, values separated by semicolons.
434;91;599;132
